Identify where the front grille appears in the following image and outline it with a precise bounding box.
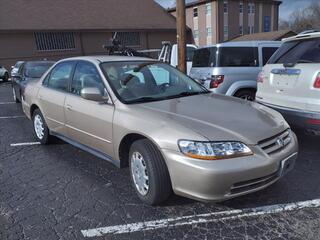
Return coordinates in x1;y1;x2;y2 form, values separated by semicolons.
258;130;291;155
230;171;279;195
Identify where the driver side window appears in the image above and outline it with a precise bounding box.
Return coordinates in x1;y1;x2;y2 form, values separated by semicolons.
71;61;104;96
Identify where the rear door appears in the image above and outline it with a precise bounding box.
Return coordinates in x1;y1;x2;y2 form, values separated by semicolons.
215;46;260;93
38;61;75;136
258;38;320;111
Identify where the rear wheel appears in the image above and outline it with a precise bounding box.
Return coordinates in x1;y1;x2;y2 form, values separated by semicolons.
32;109;51;144
129;139;172;205
234;89;256;101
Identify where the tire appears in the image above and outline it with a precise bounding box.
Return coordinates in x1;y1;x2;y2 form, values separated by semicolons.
3;72;9;82
12;87;20;103
32;109;51;144
234;89;256;101
129;139;172;205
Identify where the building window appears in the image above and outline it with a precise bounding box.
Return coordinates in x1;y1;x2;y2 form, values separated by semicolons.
113;32;141;46
206;3;212;15
194;30;199;39
193;7;198;17
224;26;228;36
251;26;255;34
264;16;271;32
239;2;243;13
248;3;255;14
240;26;243;35
224;1;228;14
34;32;75;51
206;27;212;37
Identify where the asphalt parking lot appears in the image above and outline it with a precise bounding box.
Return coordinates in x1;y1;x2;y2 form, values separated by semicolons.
1;81;320;240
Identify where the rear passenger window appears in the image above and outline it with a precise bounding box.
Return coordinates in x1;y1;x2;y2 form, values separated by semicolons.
269;39;320;64
218;47;259;67
192;47;217;67
262;47;278;65
47;62;74;91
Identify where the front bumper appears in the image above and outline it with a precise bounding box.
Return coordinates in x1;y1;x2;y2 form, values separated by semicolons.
258;101;320;134
162;132;298;202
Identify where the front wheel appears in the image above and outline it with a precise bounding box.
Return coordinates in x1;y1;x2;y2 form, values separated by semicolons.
3;72;9;82
32;109;51;144
129;139;172;205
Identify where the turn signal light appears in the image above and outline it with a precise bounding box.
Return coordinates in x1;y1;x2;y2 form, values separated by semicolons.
314;73;320;88
208;75;224;88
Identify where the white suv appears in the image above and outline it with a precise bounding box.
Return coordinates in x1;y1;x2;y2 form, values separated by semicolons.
256;31;320;135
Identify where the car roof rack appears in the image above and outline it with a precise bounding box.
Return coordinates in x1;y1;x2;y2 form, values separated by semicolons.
298;30;320;35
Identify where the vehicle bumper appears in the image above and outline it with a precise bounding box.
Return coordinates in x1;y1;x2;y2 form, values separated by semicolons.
162;132;298;202
257;101;320;134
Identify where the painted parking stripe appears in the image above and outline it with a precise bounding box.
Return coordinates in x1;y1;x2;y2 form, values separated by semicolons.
10;142;41;147
0;102;15;105
81;198;320;238
0;115;25;119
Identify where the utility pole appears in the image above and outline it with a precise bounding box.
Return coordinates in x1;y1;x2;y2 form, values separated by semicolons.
176;0;187;74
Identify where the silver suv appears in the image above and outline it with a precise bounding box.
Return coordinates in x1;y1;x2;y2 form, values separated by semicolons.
256;31;320;135
190;41;281;100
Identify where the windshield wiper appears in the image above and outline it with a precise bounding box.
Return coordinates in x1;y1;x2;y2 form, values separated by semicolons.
128;96;164;104
173;91;210;98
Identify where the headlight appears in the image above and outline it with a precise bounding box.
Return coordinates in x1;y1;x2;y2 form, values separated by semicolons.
178;140;253;160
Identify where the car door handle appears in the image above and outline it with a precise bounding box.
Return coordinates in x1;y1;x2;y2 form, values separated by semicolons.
66;104;73;111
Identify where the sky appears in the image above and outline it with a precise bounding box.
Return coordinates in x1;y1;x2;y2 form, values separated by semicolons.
155;0;313;20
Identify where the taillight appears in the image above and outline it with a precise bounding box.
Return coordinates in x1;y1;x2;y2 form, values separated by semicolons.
208;75;224;88
306;119;320;125
314;73;320;88
257;71;264;83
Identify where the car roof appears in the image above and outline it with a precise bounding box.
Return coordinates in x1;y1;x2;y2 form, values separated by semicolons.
25;60;55;64
60;55;156;63
197;41;282;49
283;31;320;42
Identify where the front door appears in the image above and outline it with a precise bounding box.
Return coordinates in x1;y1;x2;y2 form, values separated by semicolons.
64;61;114;157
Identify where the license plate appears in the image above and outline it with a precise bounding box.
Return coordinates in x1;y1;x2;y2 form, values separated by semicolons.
271;69;301;88
280;153;297;176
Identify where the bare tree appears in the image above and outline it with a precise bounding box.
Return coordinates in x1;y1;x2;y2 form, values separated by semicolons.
280;1;320;33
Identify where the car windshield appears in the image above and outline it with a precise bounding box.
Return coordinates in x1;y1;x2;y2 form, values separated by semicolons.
25;62;55;78
100;61;209;104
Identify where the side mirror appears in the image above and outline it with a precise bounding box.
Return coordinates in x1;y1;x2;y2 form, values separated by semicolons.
80;87;108;102
11;66;14;69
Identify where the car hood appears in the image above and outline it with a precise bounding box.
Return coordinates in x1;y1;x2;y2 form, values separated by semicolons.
140;93;288;145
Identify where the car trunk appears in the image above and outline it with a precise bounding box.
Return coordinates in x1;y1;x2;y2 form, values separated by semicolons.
258;63;320;112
